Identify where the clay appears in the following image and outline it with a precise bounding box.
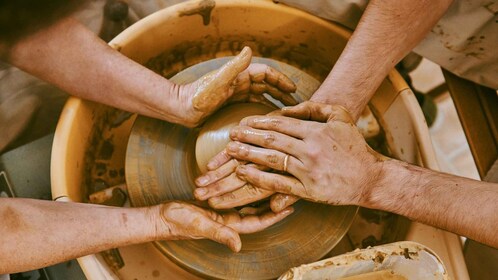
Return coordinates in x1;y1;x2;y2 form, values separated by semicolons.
196;103;274;173
145;34;331;81
178;0;216;26
84;106;135;200
191;47;252;113
340;270;407;280
89;184;127;207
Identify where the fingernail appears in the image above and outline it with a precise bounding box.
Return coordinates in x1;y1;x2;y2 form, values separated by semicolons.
231;238;242;252
195;176;209;186
239;117;250;126
230;128;239;140
282;207;294;215
195;188;207;197
227;142;238;152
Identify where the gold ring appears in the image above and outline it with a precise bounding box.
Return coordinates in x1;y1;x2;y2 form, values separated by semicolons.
283;154;290;172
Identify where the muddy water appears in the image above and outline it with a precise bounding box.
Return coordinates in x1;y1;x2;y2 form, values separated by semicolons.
83;108;134;201
145;34;331;81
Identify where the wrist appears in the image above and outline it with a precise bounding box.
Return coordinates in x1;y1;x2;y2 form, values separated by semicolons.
310;88;366;122
140;80;190;126
145;204;172;240
360;159;415;214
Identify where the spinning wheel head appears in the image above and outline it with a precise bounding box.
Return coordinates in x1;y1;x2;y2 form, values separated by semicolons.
125;57;357;279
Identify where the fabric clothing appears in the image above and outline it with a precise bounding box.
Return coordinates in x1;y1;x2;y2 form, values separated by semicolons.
2;0;496;152
89;0;498;89
279;0;498;89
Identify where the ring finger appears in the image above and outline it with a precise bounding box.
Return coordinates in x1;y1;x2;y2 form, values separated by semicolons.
226;141;303;173
230;126;305;158
194;173;246;201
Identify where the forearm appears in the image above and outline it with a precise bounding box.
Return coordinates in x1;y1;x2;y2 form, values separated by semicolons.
366;160;498;248
312;0;453;120
5;17;185;124
0;198;159;274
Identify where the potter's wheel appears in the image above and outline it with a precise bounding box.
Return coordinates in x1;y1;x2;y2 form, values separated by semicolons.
125;57;357;279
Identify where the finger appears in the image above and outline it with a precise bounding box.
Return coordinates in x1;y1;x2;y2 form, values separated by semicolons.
196;158;239;187
199;218;242;252
239;203;270;216
215;46;252;84
227;207;294;234
247;94;278;108
206;150;233;171
282;101;354;123
226;141;302;172
236;165;308;198
195;173;246;201
249;83;297;106
192;47;252;112
328;105;354;124
230;126;305;157
270;193;300;213
247;63;297;93
281;102;326;121
208;183;274;209
239;115;310;139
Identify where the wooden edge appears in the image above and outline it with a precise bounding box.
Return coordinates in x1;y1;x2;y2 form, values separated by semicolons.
442;69;498;178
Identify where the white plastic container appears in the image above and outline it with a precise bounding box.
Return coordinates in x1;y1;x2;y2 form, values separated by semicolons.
280;241;448;280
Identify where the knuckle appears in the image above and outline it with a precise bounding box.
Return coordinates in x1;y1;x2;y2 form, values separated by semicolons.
210;181;223;193
306;146;321;160
250;83;265;93
246;169;261;185
285;142;293;150
213;227;224;240
263;133;276;145
273;179;287;192
245;184;260;196
241;128;254;140
268;118;281;129
211;170;223;180
238;145;251;157
316;124;329;135
266;153;279;164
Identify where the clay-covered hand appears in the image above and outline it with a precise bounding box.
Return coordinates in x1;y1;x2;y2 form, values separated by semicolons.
192;102;356;210
177;46;296;127
229;101;386;206
193;110;286;210
195;101;385;209
154;201;293;252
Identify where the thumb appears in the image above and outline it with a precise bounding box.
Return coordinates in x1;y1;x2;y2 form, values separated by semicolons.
192;46;252;113
201;219;242;252
214;46;252;83
281;102;314;120
282;101;354;123
270;193;300;213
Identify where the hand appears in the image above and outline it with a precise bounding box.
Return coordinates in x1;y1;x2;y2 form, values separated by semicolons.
176;46;297;127
154;201;293;252
195;102;383;209
192;102;343;209
229;102;386;205
193;110;286;210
